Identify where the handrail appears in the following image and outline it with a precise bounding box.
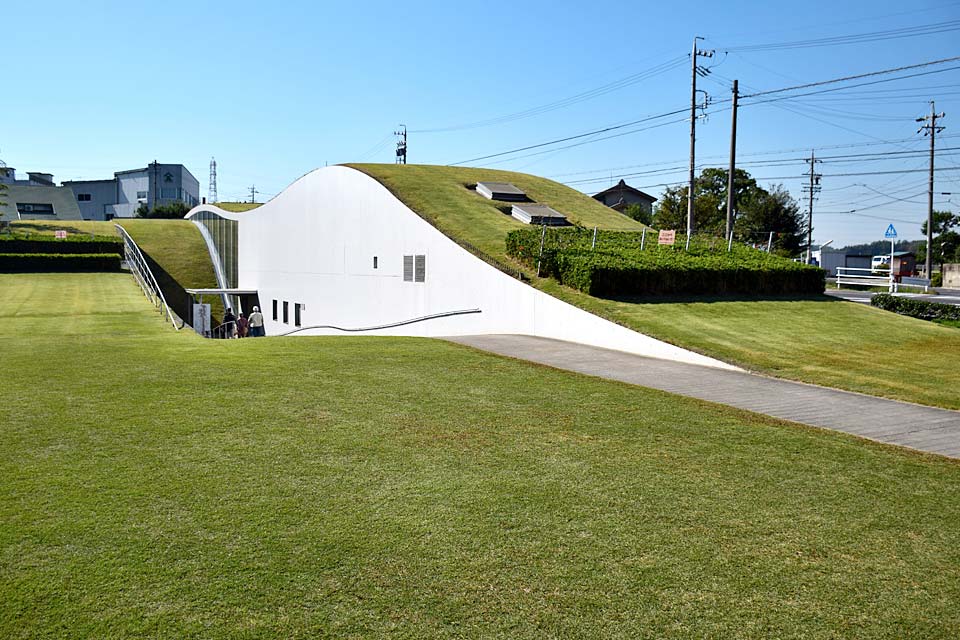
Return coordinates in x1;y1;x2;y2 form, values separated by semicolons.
189;219;233;312
275;308;482;336
114;224;181;330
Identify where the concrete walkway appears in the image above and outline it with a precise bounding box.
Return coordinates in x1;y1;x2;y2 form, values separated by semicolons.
445;335;960;459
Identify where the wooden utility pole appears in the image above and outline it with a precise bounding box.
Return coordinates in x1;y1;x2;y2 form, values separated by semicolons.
917;101;945;278
725;79;739;240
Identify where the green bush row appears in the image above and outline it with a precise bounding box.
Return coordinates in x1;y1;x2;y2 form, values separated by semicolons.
0;234;122;255
506;228;825;297
0;253;122;273
871;293;960;322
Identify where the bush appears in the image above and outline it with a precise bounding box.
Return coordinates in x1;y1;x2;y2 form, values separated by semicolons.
871;293;960;322
0;234;122;255
506;228;824;297
0;253;122;273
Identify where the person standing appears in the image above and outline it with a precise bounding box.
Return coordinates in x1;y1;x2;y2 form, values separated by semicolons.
222;308;237;339
248;305;265;337
236;312;249;338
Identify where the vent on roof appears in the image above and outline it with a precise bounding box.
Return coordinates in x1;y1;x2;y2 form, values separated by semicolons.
510;203;568;226
476;182;527;202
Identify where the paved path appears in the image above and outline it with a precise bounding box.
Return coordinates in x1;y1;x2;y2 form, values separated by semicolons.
825;289;960;306
446;335;960;459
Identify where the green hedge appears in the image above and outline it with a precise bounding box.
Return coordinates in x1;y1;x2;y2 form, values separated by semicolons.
0;253;122;273
0;234;122;255
871;293;960;322
506;228;825;297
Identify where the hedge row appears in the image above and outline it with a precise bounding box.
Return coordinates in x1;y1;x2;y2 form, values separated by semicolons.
871;293;960;322
0;253;122;273
506;228;825;297
0;235;122;255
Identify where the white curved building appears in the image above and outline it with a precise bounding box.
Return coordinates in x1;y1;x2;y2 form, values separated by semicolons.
186;166;736;370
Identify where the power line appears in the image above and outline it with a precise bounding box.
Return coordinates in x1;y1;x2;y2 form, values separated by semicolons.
447;107;689;166
719;19;960;52
412;55;687;134
740;55;960;99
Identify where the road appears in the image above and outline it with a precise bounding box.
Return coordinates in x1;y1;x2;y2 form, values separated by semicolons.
825;288;960;306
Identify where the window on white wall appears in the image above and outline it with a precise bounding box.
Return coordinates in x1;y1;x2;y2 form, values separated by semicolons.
283;301;289;324
403;255;413;282
373;256;378;269
414;255;426;282
294;303;301;327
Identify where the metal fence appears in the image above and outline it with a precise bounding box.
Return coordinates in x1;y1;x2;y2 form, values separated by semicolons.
835;266;892;292
115;224;181;331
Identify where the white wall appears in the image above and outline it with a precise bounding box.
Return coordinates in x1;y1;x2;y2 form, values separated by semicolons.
188;166;738;370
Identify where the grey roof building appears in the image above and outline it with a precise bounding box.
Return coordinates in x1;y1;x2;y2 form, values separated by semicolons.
0;184;83;221
593;179;657;215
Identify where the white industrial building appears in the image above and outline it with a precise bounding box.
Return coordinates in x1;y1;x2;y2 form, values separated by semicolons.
185;166;735;370
63;161;200;220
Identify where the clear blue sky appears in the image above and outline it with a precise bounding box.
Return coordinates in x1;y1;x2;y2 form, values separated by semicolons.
4;0;959;247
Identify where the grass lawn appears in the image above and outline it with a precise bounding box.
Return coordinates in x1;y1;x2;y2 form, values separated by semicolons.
213;201;262;212
2;272;959;638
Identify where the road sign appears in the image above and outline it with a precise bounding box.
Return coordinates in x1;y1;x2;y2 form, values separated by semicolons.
658;230;676;245
884;224;897;239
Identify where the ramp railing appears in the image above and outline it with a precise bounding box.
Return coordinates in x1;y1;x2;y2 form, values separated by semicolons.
836;266;892;292
115;224;182;331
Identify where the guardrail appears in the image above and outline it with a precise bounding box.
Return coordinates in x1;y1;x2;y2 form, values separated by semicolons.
114;224;182;331
836;266;892;292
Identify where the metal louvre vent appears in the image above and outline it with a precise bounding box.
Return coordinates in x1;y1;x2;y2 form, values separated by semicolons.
414;255;426;282
403;255;414;282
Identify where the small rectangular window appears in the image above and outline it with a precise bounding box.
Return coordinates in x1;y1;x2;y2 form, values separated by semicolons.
272;299;278;321
283;301;289;324
373;256;378;269
414;255;426;282
77;193;91;202
294;303;301;327
137;190;148;199
403;255;413;282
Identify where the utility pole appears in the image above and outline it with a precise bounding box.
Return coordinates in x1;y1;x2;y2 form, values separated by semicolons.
687;36;714;245
248;185;259;204
917;101;945;279
395;125;407;164
725;79;739;241
802;151;822;264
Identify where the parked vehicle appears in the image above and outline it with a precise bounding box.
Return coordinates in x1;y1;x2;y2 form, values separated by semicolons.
871;255;890;274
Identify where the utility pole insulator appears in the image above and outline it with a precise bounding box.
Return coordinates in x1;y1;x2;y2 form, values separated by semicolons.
802;151;823;265
395;125;408;165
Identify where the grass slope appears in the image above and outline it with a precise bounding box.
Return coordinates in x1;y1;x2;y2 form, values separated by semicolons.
346;165;960;409
214;202;262;212
348;164;644;265
2;272;959;638
9;219;217;292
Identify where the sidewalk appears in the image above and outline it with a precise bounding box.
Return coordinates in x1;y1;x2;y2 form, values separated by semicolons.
446;335;960;459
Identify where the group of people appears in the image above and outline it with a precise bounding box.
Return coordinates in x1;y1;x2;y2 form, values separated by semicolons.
219;306;265;338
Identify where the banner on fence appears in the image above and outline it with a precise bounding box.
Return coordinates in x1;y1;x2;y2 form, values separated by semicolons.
658;230;676;246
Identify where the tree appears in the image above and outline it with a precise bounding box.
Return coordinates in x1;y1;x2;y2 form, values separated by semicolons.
917;210;960;266
137;201;190;219
622;203;653;226
652;168;804;253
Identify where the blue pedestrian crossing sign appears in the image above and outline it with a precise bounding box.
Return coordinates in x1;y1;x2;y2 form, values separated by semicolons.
884;224;898;239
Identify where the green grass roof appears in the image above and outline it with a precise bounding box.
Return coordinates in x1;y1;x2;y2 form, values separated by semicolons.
347;164;644;266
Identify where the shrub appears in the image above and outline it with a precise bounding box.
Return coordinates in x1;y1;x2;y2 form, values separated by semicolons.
871;293;960;322
0;253;122;273
506;228;824;297
0;234;122;255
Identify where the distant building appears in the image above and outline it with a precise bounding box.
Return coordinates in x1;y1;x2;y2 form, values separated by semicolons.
592;179;657;216
63;161;200;220
0;167;82;221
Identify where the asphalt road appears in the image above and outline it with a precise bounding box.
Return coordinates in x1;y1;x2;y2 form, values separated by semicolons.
825;288;960;306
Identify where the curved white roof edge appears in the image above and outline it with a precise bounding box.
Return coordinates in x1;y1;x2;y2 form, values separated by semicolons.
188;165;739;371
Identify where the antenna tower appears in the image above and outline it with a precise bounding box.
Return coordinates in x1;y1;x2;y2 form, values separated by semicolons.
208;157;218;203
